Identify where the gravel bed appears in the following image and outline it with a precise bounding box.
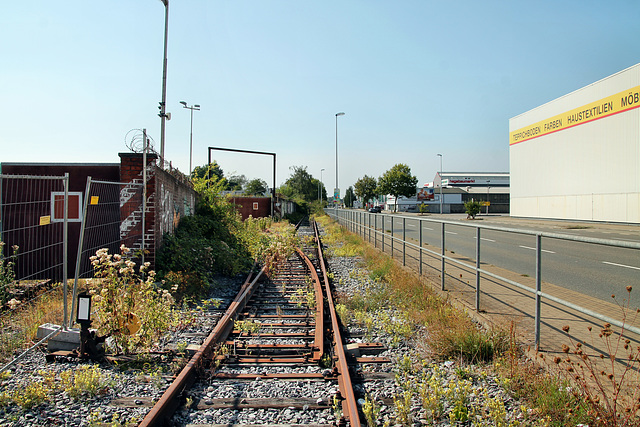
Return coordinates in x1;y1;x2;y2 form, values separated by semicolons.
0;276;244;427
327;252;533;426
0;226;534;426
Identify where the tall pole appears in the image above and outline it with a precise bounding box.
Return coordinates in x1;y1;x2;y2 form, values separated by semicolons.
486;181;491;215
159;0;169;164
189;107;193;173
319;168;325;202
437;153;443;214
335;112;345;205
180;101;200;174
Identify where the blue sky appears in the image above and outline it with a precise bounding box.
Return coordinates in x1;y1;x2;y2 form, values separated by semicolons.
2;1;639;195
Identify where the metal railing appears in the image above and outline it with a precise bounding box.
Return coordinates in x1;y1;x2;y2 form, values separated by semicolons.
327;208;640;348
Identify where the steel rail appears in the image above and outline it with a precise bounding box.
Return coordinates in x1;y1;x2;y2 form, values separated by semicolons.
313;221;361;427
295;247;325;362
139;265;263;427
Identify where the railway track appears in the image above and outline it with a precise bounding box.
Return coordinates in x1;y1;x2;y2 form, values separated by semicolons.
140;220;388;427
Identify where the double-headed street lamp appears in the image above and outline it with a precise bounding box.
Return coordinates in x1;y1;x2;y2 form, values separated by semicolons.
335;112;345;205
180;101;200;174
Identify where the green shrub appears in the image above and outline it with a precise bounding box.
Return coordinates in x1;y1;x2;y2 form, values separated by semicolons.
464;200;482;219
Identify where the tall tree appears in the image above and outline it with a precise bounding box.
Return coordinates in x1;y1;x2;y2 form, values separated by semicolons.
354;175;378;206
281;166;317;203
244;178;269;196
377;164;418;212
344;186;356;208
226;174;247;192
192;162;224;181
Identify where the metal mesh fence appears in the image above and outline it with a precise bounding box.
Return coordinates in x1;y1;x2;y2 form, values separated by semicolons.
0;174;67;285
73;179;145;282
0;174;69;362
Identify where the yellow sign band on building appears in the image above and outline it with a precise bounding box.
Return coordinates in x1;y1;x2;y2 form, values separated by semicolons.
510;85;640;145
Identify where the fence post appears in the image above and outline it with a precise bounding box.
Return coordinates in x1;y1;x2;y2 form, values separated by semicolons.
62;173;69;330
535;233;542;349
419;218;423;275
374;215;377;248
441;222;445;291
142;128;148;267
390;215;394;259
475;227;481;311
402;217;406;266
70;176;93;327
381;215;385;253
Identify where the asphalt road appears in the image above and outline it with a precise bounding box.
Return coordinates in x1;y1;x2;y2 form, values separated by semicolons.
363;212;639;304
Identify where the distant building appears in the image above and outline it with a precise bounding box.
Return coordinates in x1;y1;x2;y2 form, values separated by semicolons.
385;172;510;214
509;63;639;223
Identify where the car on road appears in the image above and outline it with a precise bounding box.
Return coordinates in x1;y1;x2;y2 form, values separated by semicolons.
368;206;382;213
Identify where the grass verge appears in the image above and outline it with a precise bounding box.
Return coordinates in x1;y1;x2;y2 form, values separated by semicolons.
315;213;597;426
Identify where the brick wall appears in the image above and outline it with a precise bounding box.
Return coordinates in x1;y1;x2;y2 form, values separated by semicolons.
118;153;196;268
228;196;271;220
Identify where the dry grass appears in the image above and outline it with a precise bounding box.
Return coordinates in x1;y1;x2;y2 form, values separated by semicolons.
0;284;67;363
319;214;598;426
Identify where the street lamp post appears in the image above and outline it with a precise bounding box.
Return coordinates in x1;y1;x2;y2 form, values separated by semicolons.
158;0;169;164
180;101;200;174
437;153;443;214
319;168;325;202
486;181;491;215
335;112;345;206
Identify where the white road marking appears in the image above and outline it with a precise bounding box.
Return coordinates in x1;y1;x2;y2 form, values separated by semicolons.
602;261;640;271
445;231;458;235
519;245;555;254
406;224;416;227
474;237;496;242
423;227;434;230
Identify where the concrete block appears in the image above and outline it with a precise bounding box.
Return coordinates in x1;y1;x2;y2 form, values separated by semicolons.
37;323;80;352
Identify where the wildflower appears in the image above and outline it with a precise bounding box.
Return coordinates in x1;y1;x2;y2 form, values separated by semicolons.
562;325;570;333
626;285;632;292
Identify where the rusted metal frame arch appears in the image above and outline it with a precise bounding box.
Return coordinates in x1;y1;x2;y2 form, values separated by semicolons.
313;221;361;427
139;265;264;427
295;248;325;362
208;146;276;217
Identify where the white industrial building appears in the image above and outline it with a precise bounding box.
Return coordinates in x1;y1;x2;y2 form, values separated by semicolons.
509;63;640;223
385;172;510;214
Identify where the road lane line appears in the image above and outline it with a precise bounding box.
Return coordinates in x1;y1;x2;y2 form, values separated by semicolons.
519;245;555;254
602;261;640;271
445;231;458;235
474;237;496;242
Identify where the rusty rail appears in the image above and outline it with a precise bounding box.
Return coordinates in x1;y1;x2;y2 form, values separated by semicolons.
314;221;361;427
139;265;264;427
139;220;361;426
295;247;325;362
